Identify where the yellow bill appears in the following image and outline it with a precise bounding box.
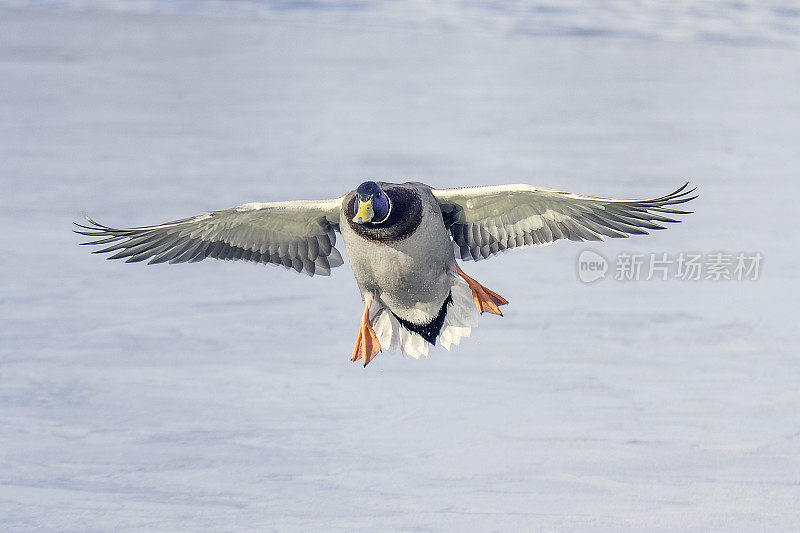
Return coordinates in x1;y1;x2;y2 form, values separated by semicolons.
353;197;374;223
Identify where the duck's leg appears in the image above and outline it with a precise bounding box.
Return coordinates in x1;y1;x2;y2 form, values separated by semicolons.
351;293;382;367
455;264;509;316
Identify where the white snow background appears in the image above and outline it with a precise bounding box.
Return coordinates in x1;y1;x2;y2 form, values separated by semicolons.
1;1;799;530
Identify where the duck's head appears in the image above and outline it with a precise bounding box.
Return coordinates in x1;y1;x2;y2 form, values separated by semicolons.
353;181;390;224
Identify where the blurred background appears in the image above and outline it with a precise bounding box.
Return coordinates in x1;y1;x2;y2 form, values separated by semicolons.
1;1;798;530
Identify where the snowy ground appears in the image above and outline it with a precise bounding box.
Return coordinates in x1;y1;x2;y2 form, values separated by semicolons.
1;2;799;530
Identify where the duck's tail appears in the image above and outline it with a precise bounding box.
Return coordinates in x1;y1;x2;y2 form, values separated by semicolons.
369;277;480;359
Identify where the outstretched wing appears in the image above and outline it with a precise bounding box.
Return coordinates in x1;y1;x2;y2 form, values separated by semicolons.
433;183;696;261
75;198;345;276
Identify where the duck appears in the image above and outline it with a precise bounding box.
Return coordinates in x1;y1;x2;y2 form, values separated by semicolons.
76;181;696;366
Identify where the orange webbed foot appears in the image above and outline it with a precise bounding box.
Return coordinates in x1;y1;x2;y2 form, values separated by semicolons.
351;294;382;366
455;265;509;316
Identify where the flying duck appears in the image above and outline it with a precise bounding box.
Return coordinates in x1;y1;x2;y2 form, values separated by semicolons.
76;181;696;366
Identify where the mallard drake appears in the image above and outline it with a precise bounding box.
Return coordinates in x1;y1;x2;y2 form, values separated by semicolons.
76;181;696;366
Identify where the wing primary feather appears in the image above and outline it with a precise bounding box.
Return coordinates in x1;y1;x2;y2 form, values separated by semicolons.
204;240;225;259
563;219;603;241
650;206;694;214
125;234;187;263
113;235;180;262
594;210;652;234
603;208;667;230
187;241;215;263
103;233;177;258
125;238;181;263
78;235;122;245
574;216;629;238
146;236;192;264
169;240;204;264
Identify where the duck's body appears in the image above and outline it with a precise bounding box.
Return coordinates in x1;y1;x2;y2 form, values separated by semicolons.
340;182;488;361
76;180;696;367
342;182;453;324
